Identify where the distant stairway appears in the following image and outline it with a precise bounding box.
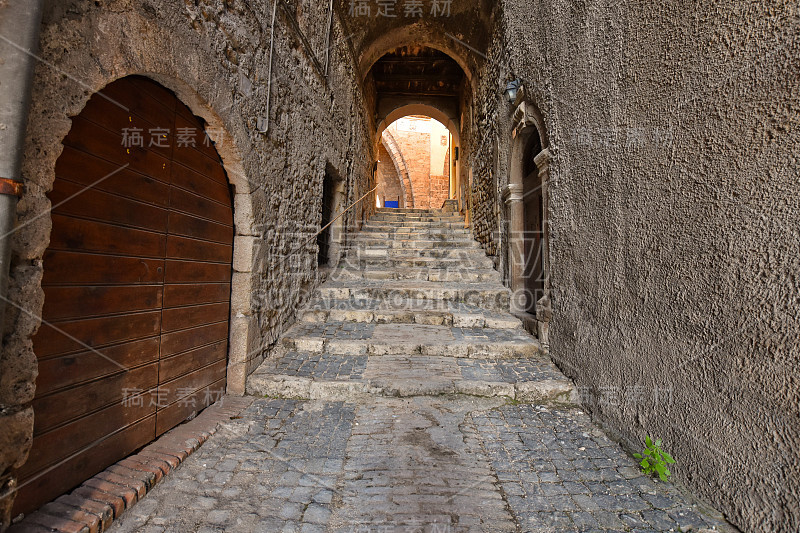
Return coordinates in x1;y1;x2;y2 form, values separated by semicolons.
247;208;576;404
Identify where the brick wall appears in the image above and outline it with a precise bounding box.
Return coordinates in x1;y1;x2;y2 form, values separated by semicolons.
376;143;405;207
384;117;450;209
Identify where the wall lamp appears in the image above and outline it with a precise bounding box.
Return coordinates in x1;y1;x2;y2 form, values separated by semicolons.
504;79;522;104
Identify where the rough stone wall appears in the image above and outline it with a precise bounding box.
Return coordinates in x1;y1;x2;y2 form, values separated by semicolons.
0;0;372;524
464;12;506;265
467;1;799;531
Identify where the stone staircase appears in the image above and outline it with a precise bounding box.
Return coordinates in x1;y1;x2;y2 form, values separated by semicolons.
247;208;576;404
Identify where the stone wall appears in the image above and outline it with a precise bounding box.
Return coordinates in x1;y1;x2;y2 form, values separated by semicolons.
0;0;372;525
466;1;799;531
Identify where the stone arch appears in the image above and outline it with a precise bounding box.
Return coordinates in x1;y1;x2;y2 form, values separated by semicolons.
376;103;461;152
13;9;262;400
381;130;414;208
358;25;476;84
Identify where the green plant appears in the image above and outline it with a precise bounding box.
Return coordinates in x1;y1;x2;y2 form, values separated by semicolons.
633;436;676;482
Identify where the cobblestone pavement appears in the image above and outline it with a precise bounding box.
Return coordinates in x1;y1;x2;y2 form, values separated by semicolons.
109;397;732;533
109;210;733;532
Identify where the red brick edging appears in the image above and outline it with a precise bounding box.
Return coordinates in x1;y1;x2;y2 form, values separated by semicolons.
7;396;254;533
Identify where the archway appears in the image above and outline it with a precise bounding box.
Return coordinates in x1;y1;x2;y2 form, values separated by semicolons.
376;115;455;210
13;76;235;514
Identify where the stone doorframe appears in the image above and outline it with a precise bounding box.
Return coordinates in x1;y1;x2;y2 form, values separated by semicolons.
501;100;553;350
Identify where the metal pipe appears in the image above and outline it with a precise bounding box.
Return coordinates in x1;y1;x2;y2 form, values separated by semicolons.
0;0;45;333
324;0;334;76
259;0;278;134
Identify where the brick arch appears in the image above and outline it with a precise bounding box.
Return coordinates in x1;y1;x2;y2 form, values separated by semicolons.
381;130;415;208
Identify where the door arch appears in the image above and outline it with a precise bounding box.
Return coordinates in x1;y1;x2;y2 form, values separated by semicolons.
14;76;233;514
504;100;553;347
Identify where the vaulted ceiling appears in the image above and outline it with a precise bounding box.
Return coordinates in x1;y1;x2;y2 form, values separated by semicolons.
371;46;464;98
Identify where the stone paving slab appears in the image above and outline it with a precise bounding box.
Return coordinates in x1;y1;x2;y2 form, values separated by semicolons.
102;397;734;533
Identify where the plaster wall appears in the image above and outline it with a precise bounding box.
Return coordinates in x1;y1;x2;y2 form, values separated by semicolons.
466;1;799;531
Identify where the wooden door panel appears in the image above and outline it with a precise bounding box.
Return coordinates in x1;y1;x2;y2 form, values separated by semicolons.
35;337;160;396
169;163;231;205
16;395;157;480
41;285;163;321
32;362;159;435
32;311;162;359
41;251;165;286
168;186;233;226
160;322;229;359
166;235;232;263
55;146;171;204
158;342;227;384
49;214;167;257
162;283;231;307
164;260;231;284
155;377;225;437
161;302;230;332
167;211;233;244
49;178;170;232
12;415;156;519
63;117;171;181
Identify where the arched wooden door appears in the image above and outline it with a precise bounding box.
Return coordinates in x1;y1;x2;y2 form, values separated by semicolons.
14;76;233;514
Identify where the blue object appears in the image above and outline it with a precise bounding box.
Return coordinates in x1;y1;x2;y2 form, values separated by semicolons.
384;201;399;208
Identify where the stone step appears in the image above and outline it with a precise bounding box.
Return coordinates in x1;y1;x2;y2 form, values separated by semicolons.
375;208;442;214
280;323;535;357
347;238;479;249
327;267;501;283
363;220;466;229
315;281;510;310
246;352;576;405
348;229;471;240
370;214;463;222
343;247;488;260
338;255;496;270
300;298;520;327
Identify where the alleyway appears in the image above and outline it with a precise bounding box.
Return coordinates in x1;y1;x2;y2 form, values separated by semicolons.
105;210;731;533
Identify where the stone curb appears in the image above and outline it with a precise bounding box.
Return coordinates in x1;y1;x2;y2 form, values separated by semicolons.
7;396;254;533
247;374;578;405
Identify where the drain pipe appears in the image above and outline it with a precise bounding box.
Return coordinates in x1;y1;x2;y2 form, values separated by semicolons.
0;0;45;332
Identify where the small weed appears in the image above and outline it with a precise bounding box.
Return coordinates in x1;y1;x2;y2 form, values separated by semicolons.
633;436;675;482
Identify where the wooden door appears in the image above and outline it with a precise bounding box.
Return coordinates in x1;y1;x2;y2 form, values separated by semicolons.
14;76;232;514
523;170;544;315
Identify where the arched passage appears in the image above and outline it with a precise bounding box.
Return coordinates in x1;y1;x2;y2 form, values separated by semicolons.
376;103;461;151
14;76;236;514
377;115;455;210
